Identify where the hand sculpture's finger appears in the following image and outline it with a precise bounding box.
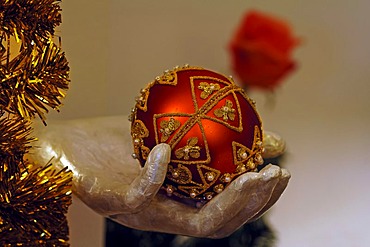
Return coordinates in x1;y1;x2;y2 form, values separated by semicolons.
208;164;282;238
262;131;286;159
249;167;290;222
197;173;266;237
192;165;280;238
74;143;171;216
125;143;171;211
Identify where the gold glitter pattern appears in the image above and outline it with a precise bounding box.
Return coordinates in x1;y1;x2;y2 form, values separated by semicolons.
232;126;264;172
159;118;181;142
176;164;221;198
156;70;176;84
175;137;201;160
198;82;220;99
131;120;150;160
168;164;192;184
135;88;150;112
214;100;236;121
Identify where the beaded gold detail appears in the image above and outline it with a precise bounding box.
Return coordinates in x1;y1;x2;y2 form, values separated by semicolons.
131;120;151;160
232;126;264;172
168;164;192;184
198;82;220;99
189;189;198;198
237;147;249;161
140;146;151;160
159;118;181;142
196;164;221;186
175;137;201;160
135;88;150;112
166;163;221;199
177;185;202;198
205;172;216;182
213;184;224;193
214;100;236;121
166;184;176;195
235;164;247;173
247;159;257;170
220;173;232;183
131;120;149;139
155;70;177;85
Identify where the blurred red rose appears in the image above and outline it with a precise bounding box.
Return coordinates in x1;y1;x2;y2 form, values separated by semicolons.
229;10;300;90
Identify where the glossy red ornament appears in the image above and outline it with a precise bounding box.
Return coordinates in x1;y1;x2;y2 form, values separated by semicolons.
130;66;264;206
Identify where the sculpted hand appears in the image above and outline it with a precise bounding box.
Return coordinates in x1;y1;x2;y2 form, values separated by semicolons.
29;115;290;238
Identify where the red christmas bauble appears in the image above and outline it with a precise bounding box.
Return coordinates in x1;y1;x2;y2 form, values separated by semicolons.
130;65;264;206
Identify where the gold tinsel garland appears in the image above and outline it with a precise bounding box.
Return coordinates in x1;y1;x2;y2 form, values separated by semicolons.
0;40;70;123
0;0;72;245
0;0;62;47
0;116;34;190
0;163;72;246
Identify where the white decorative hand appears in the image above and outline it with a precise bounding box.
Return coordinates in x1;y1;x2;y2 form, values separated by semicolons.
29;115;290;238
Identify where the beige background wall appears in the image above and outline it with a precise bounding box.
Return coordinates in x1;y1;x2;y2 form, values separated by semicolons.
51;1;370;246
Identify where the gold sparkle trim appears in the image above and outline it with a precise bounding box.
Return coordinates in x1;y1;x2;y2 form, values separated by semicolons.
135;88;150;112
155;70;177;85
198;82;220;99
214;99;236;121
167;164;192;184
175;137;201;160
159;117;181;142
196;164;221;187
131;120;150;160
232;125;264;172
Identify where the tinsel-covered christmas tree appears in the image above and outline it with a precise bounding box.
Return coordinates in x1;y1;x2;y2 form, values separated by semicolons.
0;0;72;245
